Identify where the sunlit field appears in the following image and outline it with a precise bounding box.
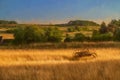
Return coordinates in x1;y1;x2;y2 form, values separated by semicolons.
0;33;14;39
0;47;120;80
0;48;120;65
1;0;120;79
0;24;119;80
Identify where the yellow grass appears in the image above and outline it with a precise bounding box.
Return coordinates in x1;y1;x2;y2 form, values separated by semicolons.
0;33;14;39
0;48;120;65
0;48;120;80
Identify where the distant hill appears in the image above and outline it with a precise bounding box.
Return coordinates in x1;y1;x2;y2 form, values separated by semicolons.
0;20;99;27
55;20;99;27
0;20;17;24
67;20;99;26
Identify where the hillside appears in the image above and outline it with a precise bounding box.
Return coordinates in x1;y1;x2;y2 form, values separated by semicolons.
67;20;99;26
55;20;99;27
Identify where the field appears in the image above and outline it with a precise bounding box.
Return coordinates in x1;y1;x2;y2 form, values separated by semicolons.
0;25;120;80
0;47;120;80
1;0;120;79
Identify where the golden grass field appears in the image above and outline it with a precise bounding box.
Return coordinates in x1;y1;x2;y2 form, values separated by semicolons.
0;26;119;80
0;33;14;39
0;48;120;80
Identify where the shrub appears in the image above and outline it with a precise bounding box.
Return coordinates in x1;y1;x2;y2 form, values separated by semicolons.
67;27;75;32
85;36;91;41
73;33;86;42
92;30;113;41
114;28;120;41
6;29;15;33
107;24;116;33
14;27;25;44
100;33;113;41
45;27;63;42
64;34;73;42
24;26;46;43
68;26;81;32
14;26;45;44
75;26;81;31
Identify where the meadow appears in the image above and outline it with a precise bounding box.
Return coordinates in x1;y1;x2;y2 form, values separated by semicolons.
0;23;120;80
0;47;120;80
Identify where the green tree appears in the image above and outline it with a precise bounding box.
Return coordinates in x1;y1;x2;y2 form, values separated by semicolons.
14;27;25;44
73;33;85;42
64;34;73;42
24;26;45;43
14;26;45;44
99;22;108;34
107;19;120;33
45;27;63;42
92;30;113;41
114;28;120;41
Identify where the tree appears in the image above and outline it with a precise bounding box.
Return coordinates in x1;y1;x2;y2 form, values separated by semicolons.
14;26;46;44
99;22;108;34
14;27;25;44
114;28;120;41
23;26;45;43
107;19;120;33
45;27;63;42
73;33;85;42
64;34;73;42
92;30;113;41
110;19;119;26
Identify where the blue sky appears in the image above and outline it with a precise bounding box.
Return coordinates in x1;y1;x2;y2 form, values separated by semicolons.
0;0;120;24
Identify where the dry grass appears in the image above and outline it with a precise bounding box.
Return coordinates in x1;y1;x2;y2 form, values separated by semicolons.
0;48;120;80
0;33;14;39
0;60;120;80
0;48;120;64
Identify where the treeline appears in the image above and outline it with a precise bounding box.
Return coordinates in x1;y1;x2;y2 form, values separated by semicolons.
1;19;120;45
0;20;17;24
13;26;63;44
12;19;120;45
65;20;120;42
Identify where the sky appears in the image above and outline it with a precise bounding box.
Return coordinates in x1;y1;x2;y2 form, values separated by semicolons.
0;0;120;24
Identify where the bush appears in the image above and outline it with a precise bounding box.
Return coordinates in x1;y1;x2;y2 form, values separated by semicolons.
67;26;81;32
64;34;73;42
6;29;15;33
14;26;45;44
114;28;120;41
67;27;75;32
73;33;86;42
92;30;113;41
45;27;63;42
14;27;25;44
75;26;81;31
